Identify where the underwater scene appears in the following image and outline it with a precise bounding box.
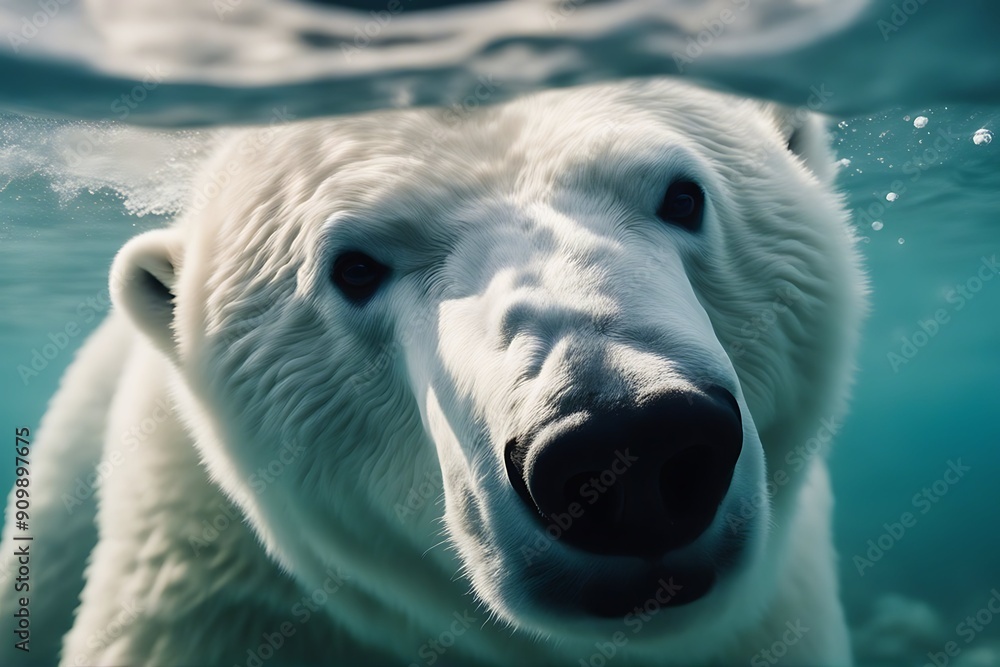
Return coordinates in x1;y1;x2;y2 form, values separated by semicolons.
0;1;997;665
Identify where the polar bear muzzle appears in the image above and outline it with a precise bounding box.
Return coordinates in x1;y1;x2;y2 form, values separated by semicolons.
503;386;742;613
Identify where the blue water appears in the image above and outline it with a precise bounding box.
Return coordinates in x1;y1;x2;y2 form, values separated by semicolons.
0;2;999;664
828;109;1000;664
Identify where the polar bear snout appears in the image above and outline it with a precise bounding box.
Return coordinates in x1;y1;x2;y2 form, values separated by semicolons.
504;387;743;561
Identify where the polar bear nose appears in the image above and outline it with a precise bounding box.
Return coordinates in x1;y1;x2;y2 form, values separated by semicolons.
505;387;743;558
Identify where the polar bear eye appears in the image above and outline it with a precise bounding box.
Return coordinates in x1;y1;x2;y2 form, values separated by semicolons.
331;251;389;303
656;180;705;231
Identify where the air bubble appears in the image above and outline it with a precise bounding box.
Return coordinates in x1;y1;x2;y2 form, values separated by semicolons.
871;221;883;231
973;129;993;146
913;116;928;128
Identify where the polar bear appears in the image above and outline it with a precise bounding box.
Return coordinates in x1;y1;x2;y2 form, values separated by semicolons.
0;78;865;666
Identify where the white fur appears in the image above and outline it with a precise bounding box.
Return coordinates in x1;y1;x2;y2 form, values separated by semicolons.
0;79;865;666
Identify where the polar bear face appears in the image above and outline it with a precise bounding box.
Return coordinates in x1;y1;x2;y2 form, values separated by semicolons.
111;80;862;652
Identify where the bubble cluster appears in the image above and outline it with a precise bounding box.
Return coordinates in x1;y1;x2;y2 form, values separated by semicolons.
972;128;993;146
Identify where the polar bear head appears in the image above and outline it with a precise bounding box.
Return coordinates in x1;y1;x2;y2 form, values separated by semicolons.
111;80;863;657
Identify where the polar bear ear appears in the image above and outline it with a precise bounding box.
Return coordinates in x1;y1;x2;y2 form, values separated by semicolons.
110;228;183;362
768;106;837;186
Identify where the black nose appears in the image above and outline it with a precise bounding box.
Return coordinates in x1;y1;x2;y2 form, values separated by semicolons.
505;387;743;558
